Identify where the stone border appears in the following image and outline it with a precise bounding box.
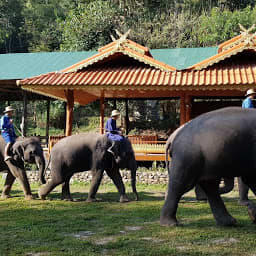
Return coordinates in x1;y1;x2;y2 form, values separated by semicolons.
23;170;169;185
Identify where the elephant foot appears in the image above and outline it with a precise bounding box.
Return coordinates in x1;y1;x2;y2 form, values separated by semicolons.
1;194;12;199
120;195;129;203
216;216;237;226
38;191;46;200
25;194;34;200
160;216;179;227
238;200;250;206
247;202;256;224
61;196;73;202
86;197;97;203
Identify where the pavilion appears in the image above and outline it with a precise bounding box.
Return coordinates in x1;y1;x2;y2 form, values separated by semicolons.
17;26;256;138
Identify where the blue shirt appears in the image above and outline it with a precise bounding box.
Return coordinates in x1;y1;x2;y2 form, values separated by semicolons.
105;118;119;134
105;118;123;141
242;97;254;108
0;114;16;137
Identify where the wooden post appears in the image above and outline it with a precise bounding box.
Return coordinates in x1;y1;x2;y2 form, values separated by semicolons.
113;99;117;109
185;94;192;122
100;96;105;134
125;99;129;135
46;99;50;144
63;101;67;135
21;91;27;137
65;90;74;136
180;94;186;125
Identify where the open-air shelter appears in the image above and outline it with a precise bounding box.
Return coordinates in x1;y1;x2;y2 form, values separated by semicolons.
18;29;256;137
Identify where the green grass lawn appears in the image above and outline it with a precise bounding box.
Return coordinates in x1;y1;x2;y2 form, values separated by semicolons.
0;178;256;256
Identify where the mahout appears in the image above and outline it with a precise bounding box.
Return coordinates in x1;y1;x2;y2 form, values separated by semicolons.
161;107;256;226
39;133;138;202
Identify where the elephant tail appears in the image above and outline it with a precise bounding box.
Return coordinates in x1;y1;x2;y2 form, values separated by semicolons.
40;154;51;184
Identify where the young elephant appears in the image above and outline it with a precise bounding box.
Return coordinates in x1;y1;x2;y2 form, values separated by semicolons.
0;136;45;199
39;133;138;202
161;107;256;227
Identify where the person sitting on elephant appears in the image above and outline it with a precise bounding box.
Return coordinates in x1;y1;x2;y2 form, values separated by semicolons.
242;89;256;108
105;110;124;156
0;106;17;161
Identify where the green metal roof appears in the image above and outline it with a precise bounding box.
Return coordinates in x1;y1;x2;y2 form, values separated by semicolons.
0;51;96;80
0;47;218;80
151;47;218;70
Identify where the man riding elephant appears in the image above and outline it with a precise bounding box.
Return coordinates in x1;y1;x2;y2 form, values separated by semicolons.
0;106;17;161
39;133;138;202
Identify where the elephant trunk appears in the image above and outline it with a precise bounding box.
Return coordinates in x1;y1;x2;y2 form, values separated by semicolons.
35;155;46;184
130;160;138;201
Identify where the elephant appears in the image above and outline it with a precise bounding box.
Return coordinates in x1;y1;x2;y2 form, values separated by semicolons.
0;136;45;199
166;121;251;205
38;133;138;202
161;107;256;227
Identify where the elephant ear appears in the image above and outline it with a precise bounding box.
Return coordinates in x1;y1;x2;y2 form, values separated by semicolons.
11;141;25;161
93;135;112;170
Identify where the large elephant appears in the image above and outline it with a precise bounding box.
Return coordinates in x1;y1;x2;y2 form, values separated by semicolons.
166;121;251;205
38;133;138;202
0;136;45;199
161;107;256;227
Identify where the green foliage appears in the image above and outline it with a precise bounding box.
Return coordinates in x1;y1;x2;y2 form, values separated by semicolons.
0;0;26;53
60;1;119;51
194;6;256;46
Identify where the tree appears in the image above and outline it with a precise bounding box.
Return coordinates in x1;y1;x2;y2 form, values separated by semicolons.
60;1;119;51
194;6;256;47
0;0;27;53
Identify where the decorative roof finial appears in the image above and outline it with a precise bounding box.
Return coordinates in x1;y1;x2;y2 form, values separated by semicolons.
239;24;255;35
238;24;256;46
110;29;131;49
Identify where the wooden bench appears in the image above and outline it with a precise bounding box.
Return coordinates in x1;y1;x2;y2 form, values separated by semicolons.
47;134;169;162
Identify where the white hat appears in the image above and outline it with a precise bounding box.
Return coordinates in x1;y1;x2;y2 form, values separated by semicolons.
245;89;256;96
4;106;14;113
111;110;120;117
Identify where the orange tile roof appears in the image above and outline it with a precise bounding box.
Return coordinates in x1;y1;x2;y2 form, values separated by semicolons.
189;43;256;70
61;39;175;73
19;63;256;88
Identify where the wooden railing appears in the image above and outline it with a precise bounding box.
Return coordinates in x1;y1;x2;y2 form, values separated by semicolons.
47;134;168;161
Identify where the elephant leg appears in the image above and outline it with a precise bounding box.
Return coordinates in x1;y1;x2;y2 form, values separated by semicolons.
195;184;207;201
86;170;104;202
38;167;63;200
6;161;33;200
238;177;256;222
238;177;250;206
105;167;129;203
199;180;237;226
1;171;15;199
61;175;73;201
160;162;196;226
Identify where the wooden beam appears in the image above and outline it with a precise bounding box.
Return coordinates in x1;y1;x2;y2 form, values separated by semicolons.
185;94;192;122
180;94;186;125
21;91;27;137
46;99;50;143
125;99;129;135
65;90;74;136
100;96;105;134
